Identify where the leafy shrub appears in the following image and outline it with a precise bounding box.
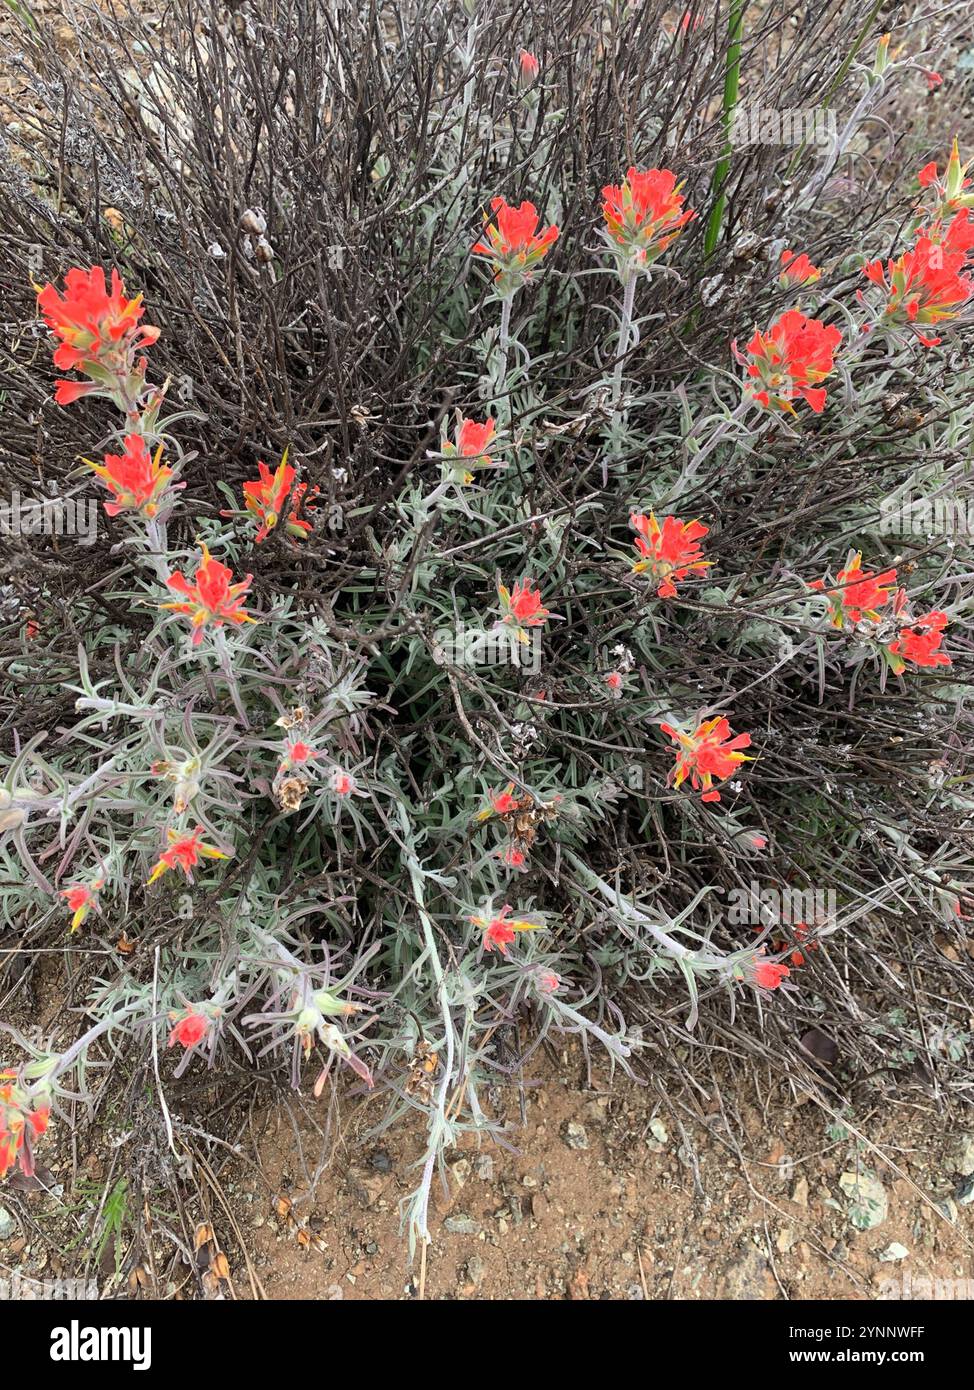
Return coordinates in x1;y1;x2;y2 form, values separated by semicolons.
1;0;972;1260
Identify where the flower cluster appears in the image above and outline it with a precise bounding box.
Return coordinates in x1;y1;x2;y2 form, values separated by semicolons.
0;1068;50;1181
83;434;176;519
239;451;316;543
37;266;159;412
600;167;696;277
739;309;842;414
472;197;559;297
862;217;974;348
629;511;710;597
162;545;256;647
469;903;546;955
661;716;753;804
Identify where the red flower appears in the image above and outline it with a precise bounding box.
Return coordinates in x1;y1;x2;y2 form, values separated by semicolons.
441;416;501;479
330;769;356;797
240;451;315;542
147;827;230;885
0;1070;50;1180
59;878;103;932
915;140;974;218
751;957;790;991
497;577;550;639
477;783;519;820
778;249;821;289
472;197;559;292
862;225;973;346
887;610;951;670
37;266;159;404
924;70;943;90
601;167;695;270
455;416;496;458
287;740;315;764
167;1009;208;1049
811;552;897;627
536;968;560;994
630;511;710;597
84;434;174;518
519;49;540;79
661;716;752;803
741;309;842;414
162;544;256;647
605;670;623;691
470;903;545;955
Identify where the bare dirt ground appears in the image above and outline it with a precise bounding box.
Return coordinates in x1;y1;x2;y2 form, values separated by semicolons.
236;1051;974;1301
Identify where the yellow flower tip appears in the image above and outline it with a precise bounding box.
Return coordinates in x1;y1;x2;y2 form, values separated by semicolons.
146;862;167;886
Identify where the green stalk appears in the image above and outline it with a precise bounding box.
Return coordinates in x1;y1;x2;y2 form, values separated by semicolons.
703;0;745;259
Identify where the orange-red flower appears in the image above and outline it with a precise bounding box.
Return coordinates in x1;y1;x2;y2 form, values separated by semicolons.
147;827;230;885
60;877;104;932
810;552;897;627
469;903;545;955
477;783;519;821
162;544;255;647
630;511;710;597
741;309;842;414
778;249;821;289
441;416;501;480
472;197;559;293
661;716;752;804
37;266;159;406
83;434;174;518
167;1008;209;1049
887;610;951;671
916;139;974;220
497;577;550;640
750;957;790;991
240;451;315;542
862;225;973;346
0;1070;50;1180
600;167;695;272
519;49;540;79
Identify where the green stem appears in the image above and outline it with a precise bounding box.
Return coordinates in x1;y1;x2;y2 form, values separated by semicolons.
703;0;745;259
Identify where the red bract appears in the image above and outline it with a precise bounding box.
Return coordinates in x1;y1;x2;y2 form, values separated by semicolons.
601;167;695;272
811;552;897;627
0;1069;50;1181
862;225;973;346
37;266;159;406
778;249;821;288
441;415;501;479
916;139;974;220
519;49;539;79
630;511;710;597
741;309;842;414
661;716;752;804
887;610;951;671
168;1009;209;1049
240;451;315;542
497;577;550;639
477;782;518;820
751;958;790;991
330;769;356;797
469;903;545;955
472;197;559;294
162;544;256;647
147;827;230;885
84;434;174;518
60;877;103;932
